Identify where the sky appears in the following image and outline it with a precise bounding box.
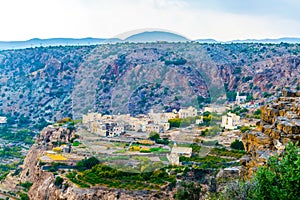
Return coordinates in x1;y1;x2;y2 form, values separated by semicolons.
0;0;300;41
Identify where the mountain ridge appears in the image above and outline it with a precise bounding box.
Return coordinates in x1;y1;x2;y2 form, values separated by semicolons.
1;29;300;50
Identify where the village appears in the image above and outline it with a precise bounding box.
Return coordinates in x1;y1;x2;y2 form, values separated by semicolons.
37;92;262;169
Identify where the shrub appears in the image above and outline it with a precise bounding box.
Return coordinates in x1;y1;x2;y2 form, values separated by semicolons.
230;140;245;151
55;176;64;188
253;142;300;200
240;126;251;133
76;157;100;171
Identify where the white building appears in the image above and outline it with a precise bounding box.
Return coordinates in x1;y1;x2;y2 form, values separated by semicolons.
221;112;240;130
236;92;247;105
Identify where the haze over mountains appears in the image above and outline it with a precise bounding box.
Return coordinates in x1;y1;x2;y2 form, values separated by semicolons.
1;30;300;50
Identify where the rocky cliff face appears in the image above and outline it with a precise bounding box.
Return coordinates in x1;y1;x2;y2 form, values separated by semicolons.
241;89;300;177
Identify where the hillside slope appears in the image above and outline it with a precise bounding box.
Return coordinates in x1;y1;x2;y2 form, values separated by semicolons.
0;43;299;125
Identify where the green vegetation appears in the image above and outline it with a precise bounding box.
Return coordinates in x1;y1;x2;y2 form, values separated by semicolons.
149;132;160;141
54;176;64;188
201;126;221;136
200;111;222;127
0;146;23;158
197;96;211;108
168;117;199;128
18;181;33;191
76;157;100;171
175;181;203;200
240;126;251;133
180;155;235;169
0;163;20;181
253;142;300;200
175;143;201;153
230;140;245;151
72;141;80;146
253;109;261;119
19;193;29;200
0;127;35;144
219;142;300;200
159;156;169;162
210;147;245;159
226;91;237;102
149;132;169;145
229;106;248;115
47;162;68;172
201;140;218;146
67;164;176;190
33;118;51;130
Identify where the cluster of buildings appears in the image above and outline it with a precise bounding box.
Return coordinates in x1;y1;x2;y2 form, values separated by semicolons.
82;106;198;137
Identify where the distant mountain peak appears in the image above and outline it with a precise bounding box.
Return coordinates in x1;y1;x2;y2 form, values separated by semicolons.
125;31;189;42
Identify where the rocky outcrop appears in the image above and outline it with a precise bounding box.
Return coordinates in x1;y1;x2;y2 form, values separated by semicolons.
241;89;300;177
38;125;75;148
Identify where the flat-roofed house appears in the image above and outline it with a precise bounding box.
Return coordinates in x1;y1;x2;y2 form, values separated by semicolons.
178;106;197;118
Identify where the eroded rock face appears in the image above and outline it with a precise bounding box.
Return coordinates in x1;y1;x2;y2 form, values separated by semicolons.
241;89;300;178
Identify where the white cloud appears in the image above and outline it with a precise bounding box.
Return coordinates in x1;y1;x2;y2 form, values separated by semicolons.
0;0;299;41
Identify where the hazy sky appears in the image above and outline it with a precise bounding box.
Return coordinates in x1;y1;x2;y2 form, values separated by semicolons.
0;0;300;41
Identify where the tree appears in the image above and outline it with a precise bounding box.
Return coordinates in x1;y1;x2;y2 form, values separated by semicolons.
253;142;300;200
55;176;64;188
149;132;160;141
168;118;182;128
76;157;100;171
230;140;245;151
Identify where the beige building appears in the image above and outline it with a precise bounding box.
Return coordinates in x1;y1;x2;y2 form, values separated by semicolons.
90;122;107;137
82;113;102;124
178;106;197;118
148;109;177;122
221;112;240;130
171;146;192;157
168;146;192;166
145;124;161;133
167;153;179;165
204;105;227;114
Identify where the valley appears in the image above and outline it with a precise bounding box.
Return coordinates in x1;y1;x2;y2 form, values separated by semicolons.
0;42;299;199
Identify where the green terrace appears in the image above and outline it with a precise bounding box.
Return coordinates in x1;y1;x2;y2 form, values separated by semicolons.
66;164;177;190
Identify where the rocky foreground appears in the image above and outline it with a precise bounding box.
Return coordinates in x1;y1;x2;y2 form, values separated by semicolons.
241;89;300;177
1;126;176;200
